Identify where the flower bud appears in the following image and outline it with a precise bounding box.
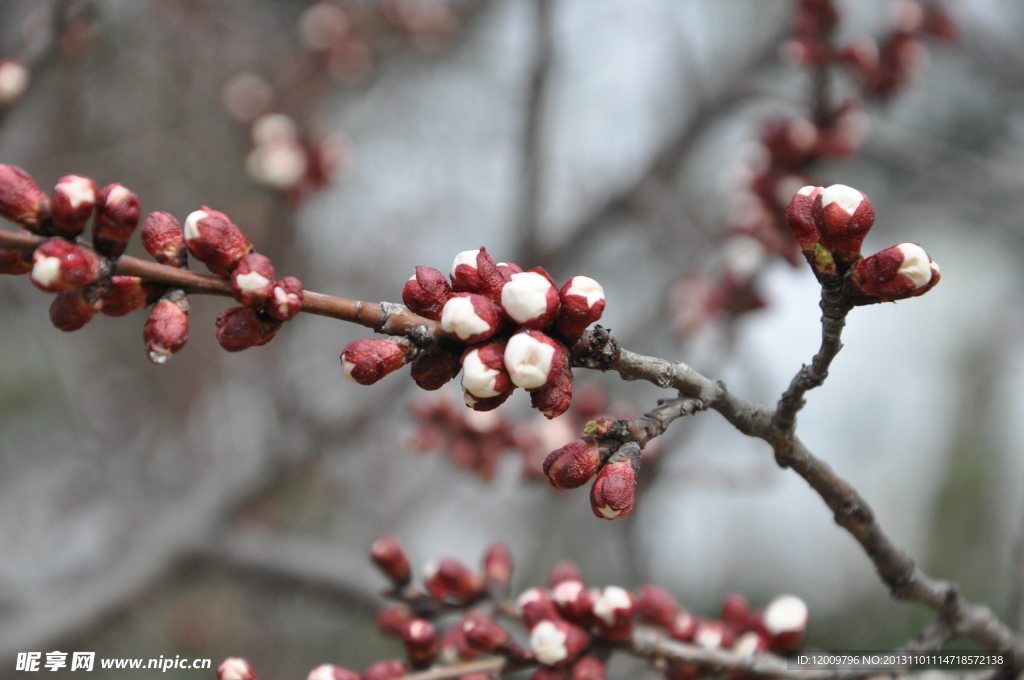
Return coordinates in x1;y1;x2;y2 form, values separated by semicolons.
401;618;437;668
517;588;560;630
92;183;141;258
0;164;48;232
231;253;276;308
721;593;750;631
217;658;259;680
461;340;513;399
817;184;874;263
216;307;281;352
531;668;570;680
460;615;512;652
500;268;560;329
589;451;638;520
441;292;502;343
851;242;940;301
555;276;605;340
504;330;567;390
370;535;411;586
50;175;97;239
760;594;808;652
733;631;769;656
376;605;413;636
572;657;607;680
551;580;594;626
450;247;504;295
483;541;513;589
307;665;363;680
694;619;736;650
440;624;480;663
668;610;698;642
636;585;678;628
0;233;34;275
0;60;29;105
543;437;602;489
423;558;483;603
363;660;407;680
141;212;188;268
402;265;452;320
31;238;106;292
410;349;459;391
49;288;101;331
100;275;161;317
592;585;636;641
341;338;411;384
144;293;189;363
548;561;583;587
784;185;823;252
183;207;253;276
267;276;304;321
530;365;573;419
529;619;589;668
463;386;515;412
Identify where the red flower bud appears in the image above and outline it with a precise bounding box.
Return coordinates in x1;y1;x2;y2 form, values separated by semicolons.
733;631;770;656
572;657;607;680
216;307;281;352
183;207;253;276
461;340;512;399
0;164;48;232
851;242;940;301
231;253;276;308
267;276;304;321
423;558;483;603
217;658;259;680
141;212;187;268
500;268;560;329
402;265;452;320
376;605;413;636
441;292;502;343
589;451;638;520
555;276;605;340
592;585;636;641
760;594;808;652
817;184;874;263
92;183;141;258
460;615;512;652
363;660;407;680
530;365;573;419
370;535;411;586
144;293;189;363
636;585;679;628
529;619;589;668
483;541;513;589
504;330;567;390
721;593;750;631
0;232;34;275
548;561;583;587
307;665;363;680
694;619;736;650
450;247;506;296
784;185;823;252
531;668;570;680
410;349;459;391
50;175;97;239
341;338;411;385
543;437;602;490
517;588;560;630
100;275;161;317
668;610;698;642
31;238;106;292
49;288;101;331
440;624;480;663
463;385;514;412
551;579;594;626
401;618;437;668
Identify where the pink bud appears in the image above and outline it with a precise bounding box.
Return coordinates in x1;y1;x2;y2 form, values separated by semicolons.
92;183;141;258
549;561;583;588
461;340;513;399
50;175;97;239
551;580;594;626
817;184;874;262
31;238;106;292
410;349;459;391
307;665;363;680
217;658;259;680
217;307;282;351
529;619;589;668
376;605;413;636
363;660;407;680
183;207;253;276
668;610;698;642
267;276;304;321
530;365;573;419
141;212;187;268
721;593;750;631
543;437;602;490
401;618;437;668
144;293;189;363
231;253;276;308
503;330;567;390
555;276;605;340
517;588;560;629
461;615;512;652
784;185;823;252
851;242;940;301
370;535;411;586
423;558;483;603
592;586;636;641
100;275;161;316
636;585;679;628
0;164;48;232
341;338;411;384
49;288;100;331
589;459;637;520
760;594;808;652
440;292;502;343
500;268;560;329
0;232;34;275
402;265;452;320
572;657;607;680
483;541;514;589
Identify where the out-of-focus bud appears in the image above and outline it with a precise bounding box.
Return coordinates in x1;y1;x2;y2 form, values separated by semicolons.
307;665;363;680
636;585;679;628
423;558;484;603
543;436;602;490
403;265;452;320
461;340;513;399
216;307;281;352
483;541;513;589
217;658;259;680
376;604;413;636
551;579;594;626
402;618;437;668
410;349;459;391
503;330;567;389
49;288;100;331
548;561;583;588
589;443;640;520
460;615;512;652
363;660;407;680
500;268;560;329
572;657;607;680
92;183;141;258
144;293;189;364
668;610;698;642
592;586;636;641
141;212;188;268
0;60;30;106
817;184;874;264
31;238;106;292
231;253;276;308
441;292;502;343
555;276;605;340
531;668;570;680
529;619;589;668
722;593;750;631
530;365;573;419
517;588;560;630
0;232;34;275
440;624;480;663
665;663;699;680
0;164;48;232
694;619;736;650
370;535;412;586
851;242;940;301
267;276;304;321
341;338;411;385
183;207;253;276
100;275;161;316
760;594;809;652
733;631;769;656
50;175;97;239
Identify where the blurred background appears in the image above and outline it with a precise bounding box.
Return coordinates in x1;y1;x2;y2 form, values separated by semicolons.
0;0;1023;677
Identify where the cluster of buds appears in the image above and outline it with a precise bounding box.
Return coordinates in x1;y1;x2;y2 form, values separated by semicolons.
342;248;606;420
785;184;940;302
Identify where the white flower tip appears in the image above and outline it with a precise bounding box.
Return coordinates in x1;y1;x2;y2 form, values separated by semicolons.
503;333;555;389
551;580;584;604
105;184;132;207
516;588;544;610
183;210;209;241
593;586;631;625
251;113;298;145
529;620;568;666
695;625;724;649
797;185;819;197
440;296;490;340
235;271;271;294
31;256;62;288
0;61;29;104
307;665;337;680
501;271;555;323
896;242;933;288
451;249;481;277
565;276;604;308
341;357;357;382
821;184;864;215
763;595;808;634
733;632;762;656
56;176;95;210
461;349;501;398
423;560;439;581
218;659;252;680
